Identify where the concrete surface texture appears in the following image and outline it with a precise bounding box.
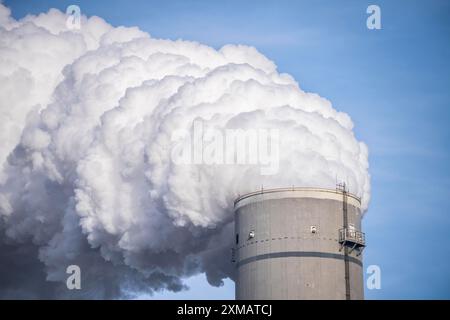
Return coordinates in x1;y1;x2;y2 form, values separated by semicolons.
234;188;364;300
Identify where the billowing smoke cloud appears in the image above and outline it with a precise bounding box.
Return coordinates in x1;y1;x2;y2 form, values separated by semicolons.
0;4;370;298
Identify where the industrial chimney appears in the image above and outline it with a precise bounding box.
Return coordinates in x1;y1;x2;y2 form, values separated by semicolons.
233;186;366;300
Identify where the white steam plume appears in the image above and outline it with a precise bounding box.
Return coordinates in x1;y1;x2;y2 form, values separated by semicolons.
0;4;370;298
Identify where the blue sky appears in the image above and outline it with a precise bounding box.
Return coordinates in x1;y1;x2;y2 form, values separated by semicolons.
4;0;450;299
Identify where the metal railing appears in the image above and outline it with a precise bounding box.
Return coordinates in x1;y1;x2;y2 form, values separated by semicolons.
234;187;361;207
339;228;366;247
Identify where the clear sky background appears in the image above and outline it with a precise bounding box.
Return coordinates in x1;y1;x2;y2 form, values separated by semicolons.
4;0;450;299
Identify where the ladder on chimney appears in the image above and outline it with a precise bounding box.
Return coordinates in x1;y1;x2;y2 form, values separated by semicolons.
336;182;351;300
